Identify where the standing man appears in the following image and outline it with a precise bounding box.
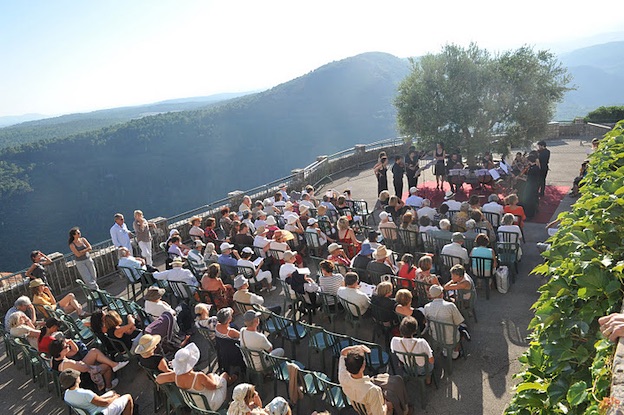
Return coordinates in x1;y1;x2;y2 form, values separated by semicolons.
536;140;550;197
110;213;133;253
391;155;405;198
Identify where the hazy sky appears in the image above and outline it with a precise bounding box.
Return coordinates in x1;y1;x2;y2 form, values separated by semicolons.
1;0;622;117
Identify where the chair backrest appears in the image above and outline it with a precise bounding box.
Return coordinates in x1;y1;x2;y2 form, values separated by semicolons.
440;253;463;268
304;231;323;249
394;350;432;377
237;344;270;373
314;372;348;409
420;231;435;253
413;280;432;307
252;246;265;259
262;351;292;382
386;274;415;294
498;230;520;244
496;242;519;264
236;265;256;280
67;405;101;415
267;249;285;261
118;266;143;283
352;400;372;415
471;255;494;278
178;388;221;414
483;211;500;228
397;228;420;253
428;318;460;349
318;218;333;237
337;296;364;320
168;281;196;300
324;329;353;358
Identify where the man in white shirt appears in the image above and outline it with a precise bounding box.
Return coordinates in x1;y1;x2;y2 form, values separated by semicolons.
237;247;275;292
153;257;199;287
405;187;424;208
61;368;133;415
110;213;133;253
239;310;284;370
252;226;272;258
417;199;437;221
338;345;392;415
424;285;465;359
482;194;504;227
232;275;281;314
143;286;176;318
299;193;316;210
337;272;370;315
442;191;462;211
440;232;469;265
117;247;157;283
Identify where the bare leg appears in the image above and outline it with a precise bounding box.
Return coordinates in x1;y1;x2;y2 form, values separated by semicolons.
82;348;118;368
59;293;84;315
101;364;113;388
122;395;134;415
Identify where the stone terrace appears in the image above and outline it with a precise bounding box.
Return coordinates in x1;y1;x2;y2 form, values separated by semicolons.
0;138;590;414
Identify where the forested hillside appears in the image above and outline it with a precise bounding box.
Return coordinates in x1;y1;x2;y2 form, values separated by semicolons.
0;92;252;150
0;52;410;271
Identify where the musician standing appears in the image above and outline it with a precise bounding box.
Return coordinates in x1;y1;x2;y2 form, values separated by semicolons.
434;142;447;190
392;155;406;198
536;140;550;197
405;146;420;189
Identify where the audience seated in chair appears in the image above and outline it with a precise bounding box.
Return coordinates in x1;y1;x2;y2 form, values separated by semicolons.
337;272;370;315
154;257;198;286
391;316;434;384
61;368;134;415
423;285;464;360
440;233;469;266
200;263;235;309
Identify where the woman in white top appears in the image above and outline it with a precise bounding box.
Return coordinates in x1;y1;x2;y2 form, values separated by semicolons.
9;311;40;349
156;343;234;412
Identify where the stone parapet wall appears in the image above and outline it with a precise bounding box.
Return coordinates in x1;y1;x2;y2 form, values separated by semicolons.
545;121;611;139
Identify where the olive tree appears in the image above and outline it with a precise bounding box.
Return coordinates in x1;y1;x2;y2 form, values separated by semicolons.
394;43;572;162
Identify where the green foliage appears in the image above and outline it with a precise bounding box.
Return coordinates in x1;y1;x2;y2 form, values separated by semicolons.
394;43;572;162
584;106;624;124
506;122;624;415
0;160;32;197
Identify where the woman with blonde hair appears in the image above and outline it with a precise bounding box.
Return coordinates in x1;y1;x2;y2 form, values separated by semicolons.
394;290;427;335
336;216;359;259
9;311;40;349
29;278;85;318
415;255;439;285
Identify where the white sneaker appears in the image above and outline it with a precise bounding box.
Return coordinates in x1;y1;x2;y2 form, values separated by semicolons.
106;378;119;391
452;350;460;360
268;286;277;292
442;349;447;357
113;361;129;373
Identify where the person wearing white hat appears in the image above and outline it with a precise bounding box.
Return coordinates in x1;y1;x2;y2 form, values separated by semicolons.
188;216;205;242
442;191;462;211
327;243;350;267
305;217;331;246
405;186;424;208
284;214;304;237
237;247;275;292
366;245;396;276
217;242;240;280
156;343;233;411
253;209;267;230
153;257;199;287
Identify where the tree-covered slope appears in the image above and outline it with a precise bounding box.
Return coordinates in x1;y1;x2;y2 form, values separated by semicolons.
0;52;410;272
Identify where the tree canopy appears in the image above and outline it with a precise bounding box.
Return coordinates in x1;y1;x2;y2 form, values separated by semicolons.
394;43;572;162
584;106;624;124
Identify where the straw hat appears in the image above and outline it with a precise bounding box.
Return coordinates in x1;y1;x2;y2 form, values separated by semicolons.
374;245;392;260
28;278;45;289
134;334;162;357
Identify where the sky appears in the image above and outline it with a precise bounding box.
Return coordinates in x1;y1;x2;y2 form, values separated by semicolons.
1;0;623;118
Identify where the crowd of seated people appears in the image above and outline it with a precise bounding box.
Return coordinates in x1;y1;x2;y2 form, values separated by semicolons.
3;175;551;415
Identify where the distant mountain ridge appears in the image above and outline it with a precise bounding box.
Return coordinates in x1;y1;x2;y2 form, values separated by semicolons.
0;51;410;271
0;91;254;149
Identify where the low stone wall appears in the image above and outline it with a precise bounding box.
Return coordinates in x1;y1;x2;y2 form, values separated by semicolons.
545;121;611;139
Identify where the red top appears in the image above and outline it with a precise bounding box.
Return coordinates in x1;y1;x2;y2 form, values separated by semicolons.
38;335;54;353
398;263;416;287
504;205;526;227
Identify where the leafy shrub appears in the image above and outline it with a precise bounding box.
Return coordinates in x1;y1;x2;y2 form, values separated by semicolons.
506;121;624;414
584;106;624;124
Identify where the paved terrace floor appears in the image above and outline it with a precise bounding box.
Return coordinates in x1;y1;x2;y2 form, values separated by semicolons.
0;138;590;414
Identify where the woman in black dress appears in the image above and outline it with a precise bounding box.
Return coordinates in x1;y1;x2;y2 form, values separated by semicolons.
373;152;389;195
434;142;446;190
521;154;540;219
